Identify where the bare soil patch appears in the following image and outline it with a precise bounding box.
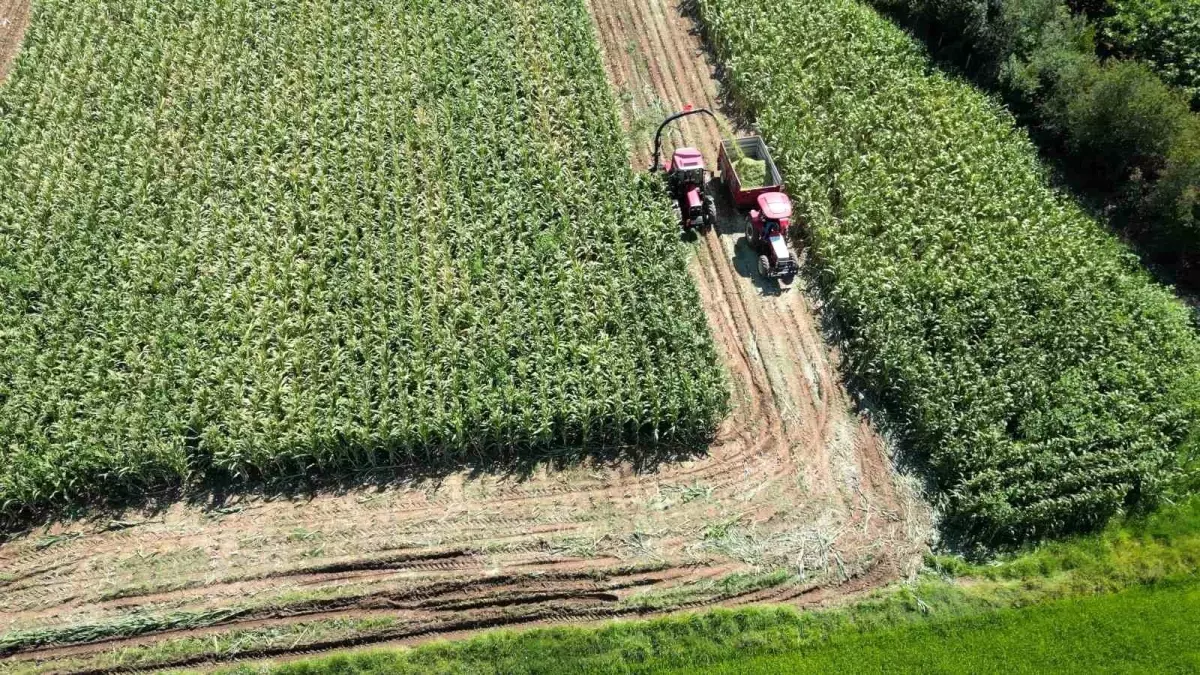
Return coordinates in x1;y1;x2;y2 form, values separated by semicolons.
0;0;931;670
0;0;29;83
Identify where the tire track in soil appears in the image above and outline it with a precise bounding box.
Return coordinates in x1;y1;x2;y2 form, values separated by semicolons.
0;0;29;84
0;0;931;670
584;0;930;604
4;564;720;663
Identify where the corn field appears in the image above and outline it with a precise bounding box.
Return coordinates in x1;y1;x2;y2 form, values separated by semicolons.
699;0;1200;541
0;0;728;523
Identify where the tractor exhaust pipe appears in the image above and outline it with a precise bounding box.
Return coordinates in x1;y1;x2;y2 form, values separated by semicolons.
650;106;718;172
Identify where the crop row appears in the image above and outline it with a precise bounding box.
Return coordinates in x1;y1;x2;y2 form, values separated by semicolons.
699;0;1200;541
0;0;728;523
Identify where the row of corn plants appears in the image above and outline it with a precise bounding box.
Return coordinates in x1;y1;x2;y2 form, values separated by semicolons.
698;0;1200;543
0;0;728;525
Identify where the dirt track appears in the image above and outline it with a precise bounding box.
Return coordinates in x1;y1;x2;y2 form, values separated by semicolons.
0;0;28;83
0;0;931;671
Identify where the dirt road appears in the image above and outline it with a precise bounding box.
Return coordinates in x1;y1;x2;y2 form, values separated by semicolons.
0;0;29;83
0;1;930;671
585;0;931;584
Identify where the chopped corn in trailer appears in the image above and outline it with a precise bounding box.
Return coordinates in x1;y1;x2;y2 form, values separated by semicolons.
718;136;784;208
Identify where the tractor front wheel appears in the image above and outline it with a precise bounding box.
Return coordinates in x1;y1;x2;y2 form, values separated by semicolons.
703;196;717;232
757;255;770;278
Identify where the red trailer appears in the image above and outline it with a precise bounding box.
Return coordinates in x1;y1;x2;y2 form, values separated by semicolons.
718;136;784;209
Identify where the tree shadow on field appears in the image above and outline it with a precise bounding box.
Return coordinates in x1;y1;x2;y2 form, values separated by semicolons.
868;1;1200;301
191;437;713;513
0;434;715;541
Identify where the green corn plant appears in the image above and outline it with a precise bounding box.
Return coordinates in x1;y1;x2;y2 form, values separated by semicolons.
698;0;1200;543
0;0;729;526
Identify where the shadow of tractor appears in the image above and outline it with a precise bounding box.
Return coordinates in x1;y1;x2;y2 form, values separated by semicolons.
709;180;786;297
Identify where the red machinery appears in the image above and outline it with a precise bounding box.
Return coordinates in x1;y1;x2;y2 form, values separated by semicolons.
744;192;799;280
651;108;718;232
650;109;799;282
717;136;784;208
665;147;716;232
717;136;797;280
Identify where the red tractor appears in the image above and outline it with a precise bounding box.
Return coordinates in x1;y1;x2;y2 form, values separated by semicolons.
744;192;799;280
652;108;718;232
665;147;716;232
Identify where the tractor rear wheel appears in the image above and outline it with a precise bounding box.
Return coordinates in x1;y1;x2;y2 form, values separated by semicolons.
744;220;755;245
757;255;770;278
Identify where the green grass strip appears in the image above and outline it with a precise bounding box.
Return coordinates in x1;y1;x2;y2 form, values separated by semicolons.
689;582;1200;675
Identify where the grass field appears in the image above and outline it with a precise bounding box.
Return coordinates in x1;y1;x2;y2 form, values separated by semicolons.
698;0;1200;542
693;583;1200;674
935;493;1200;592
0;0;727;525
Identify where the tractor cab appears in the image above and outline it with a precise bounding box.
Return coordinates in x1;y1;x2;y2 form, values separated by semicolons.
665;147;716;232
746;192;799;280
667;148;706;187
751;191;793;235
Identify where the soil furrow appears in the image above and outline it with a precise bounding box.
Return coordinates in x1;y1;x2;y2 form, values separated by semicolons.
0;0;29;84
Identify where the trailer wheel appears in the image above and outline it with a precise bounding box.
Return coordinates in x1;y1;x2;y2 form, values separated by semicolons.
757;255;770;278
